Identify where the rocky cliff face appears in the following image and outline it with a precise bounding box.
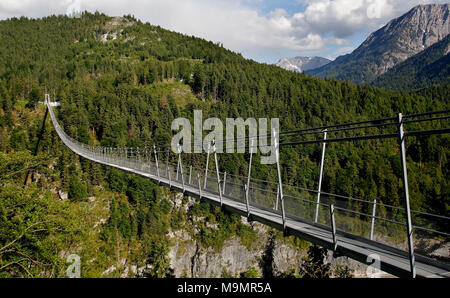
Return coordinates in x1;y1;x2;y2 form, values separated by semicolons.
308;4;450;83
167;220;391;278
275;56;331;73
166;194;391;278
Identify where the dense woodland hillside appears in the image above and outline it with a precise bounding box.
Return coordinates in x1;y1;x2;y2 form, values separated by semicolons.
0;12;448;277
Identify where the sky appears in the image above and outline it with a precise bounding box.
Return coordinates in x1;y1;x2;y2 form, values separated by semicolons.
0;0;448;64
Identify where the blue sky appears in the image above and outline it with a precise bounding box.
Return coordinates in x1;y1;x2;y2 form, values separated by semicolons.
247;0;309;14
0;0;448;64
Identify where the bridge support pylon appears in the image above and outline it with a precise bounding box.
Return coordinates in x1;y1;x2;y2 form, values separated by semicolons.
245;139;254;220
273;129;286;231
397;113;416;278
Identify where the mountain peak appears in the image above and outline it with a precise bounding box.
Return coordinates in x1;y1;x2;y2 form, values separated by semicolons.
374;3;449;51
275;56;331;72
308;3;449;84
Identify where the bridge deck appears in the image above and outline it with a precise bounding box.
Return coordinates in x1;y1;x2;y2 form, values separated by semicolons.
94;156;450;278
46;101;450;278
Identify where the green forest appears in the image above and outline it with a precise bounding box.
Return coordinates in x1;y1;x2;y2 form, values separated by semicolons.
0;12;448;277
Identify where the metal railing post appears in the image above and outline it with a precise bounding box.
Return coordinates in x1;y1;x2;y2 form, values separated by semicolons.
189;165;192;185
177;144;185;192
148;147;152;170
245;139;254;218
273;129;286;230
130;148;133;167
136;147;139;164
213;142;223;206
222;171;227;195
166;148;169;176
127;147;130;166
198;173;202;199
315;129;327;223
275;186;279;211
330;204;337;256
204;143;211;189
153;145;160;180
176;150;180;181
370;199;377;240
398;113;416;278
168;165;172;188
145;147;149;172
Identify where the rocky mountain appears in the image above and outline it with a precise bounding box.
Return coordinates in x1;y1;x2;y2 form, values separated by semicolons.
308;4;450;84
275;56;331;72
373;34;450;90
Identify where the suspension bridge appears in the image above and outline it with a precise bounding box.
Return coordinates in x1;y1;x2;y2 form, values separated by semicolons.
44;95;450;278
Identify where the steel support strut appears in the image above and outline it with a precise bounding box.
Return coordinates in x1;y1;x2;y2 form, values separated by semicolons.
154;145;160;181
275;186;280;211
204;143;211;189
176;151;180;180
330;204;338;257
166;148;169;175
315;129;327;223
168;165;172;188
177;144;185;192
222;172;227;195
370;199;377;240
273;129;286;230
198;173;202;199
213;141;223;206
245;139;254;219
398;113;416;278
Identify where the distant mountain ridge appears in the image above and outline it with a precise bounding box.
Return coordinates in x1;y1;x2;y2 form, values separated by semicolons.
307;4;450;84
275;56;331;72
372;35;450;90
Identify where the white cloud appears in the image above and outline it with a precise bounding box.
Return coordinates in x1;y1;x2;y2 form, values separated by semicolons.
0;0;447;62
296;0;448;37
334;46;356;56
0;0;71;18
325;37;349;45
